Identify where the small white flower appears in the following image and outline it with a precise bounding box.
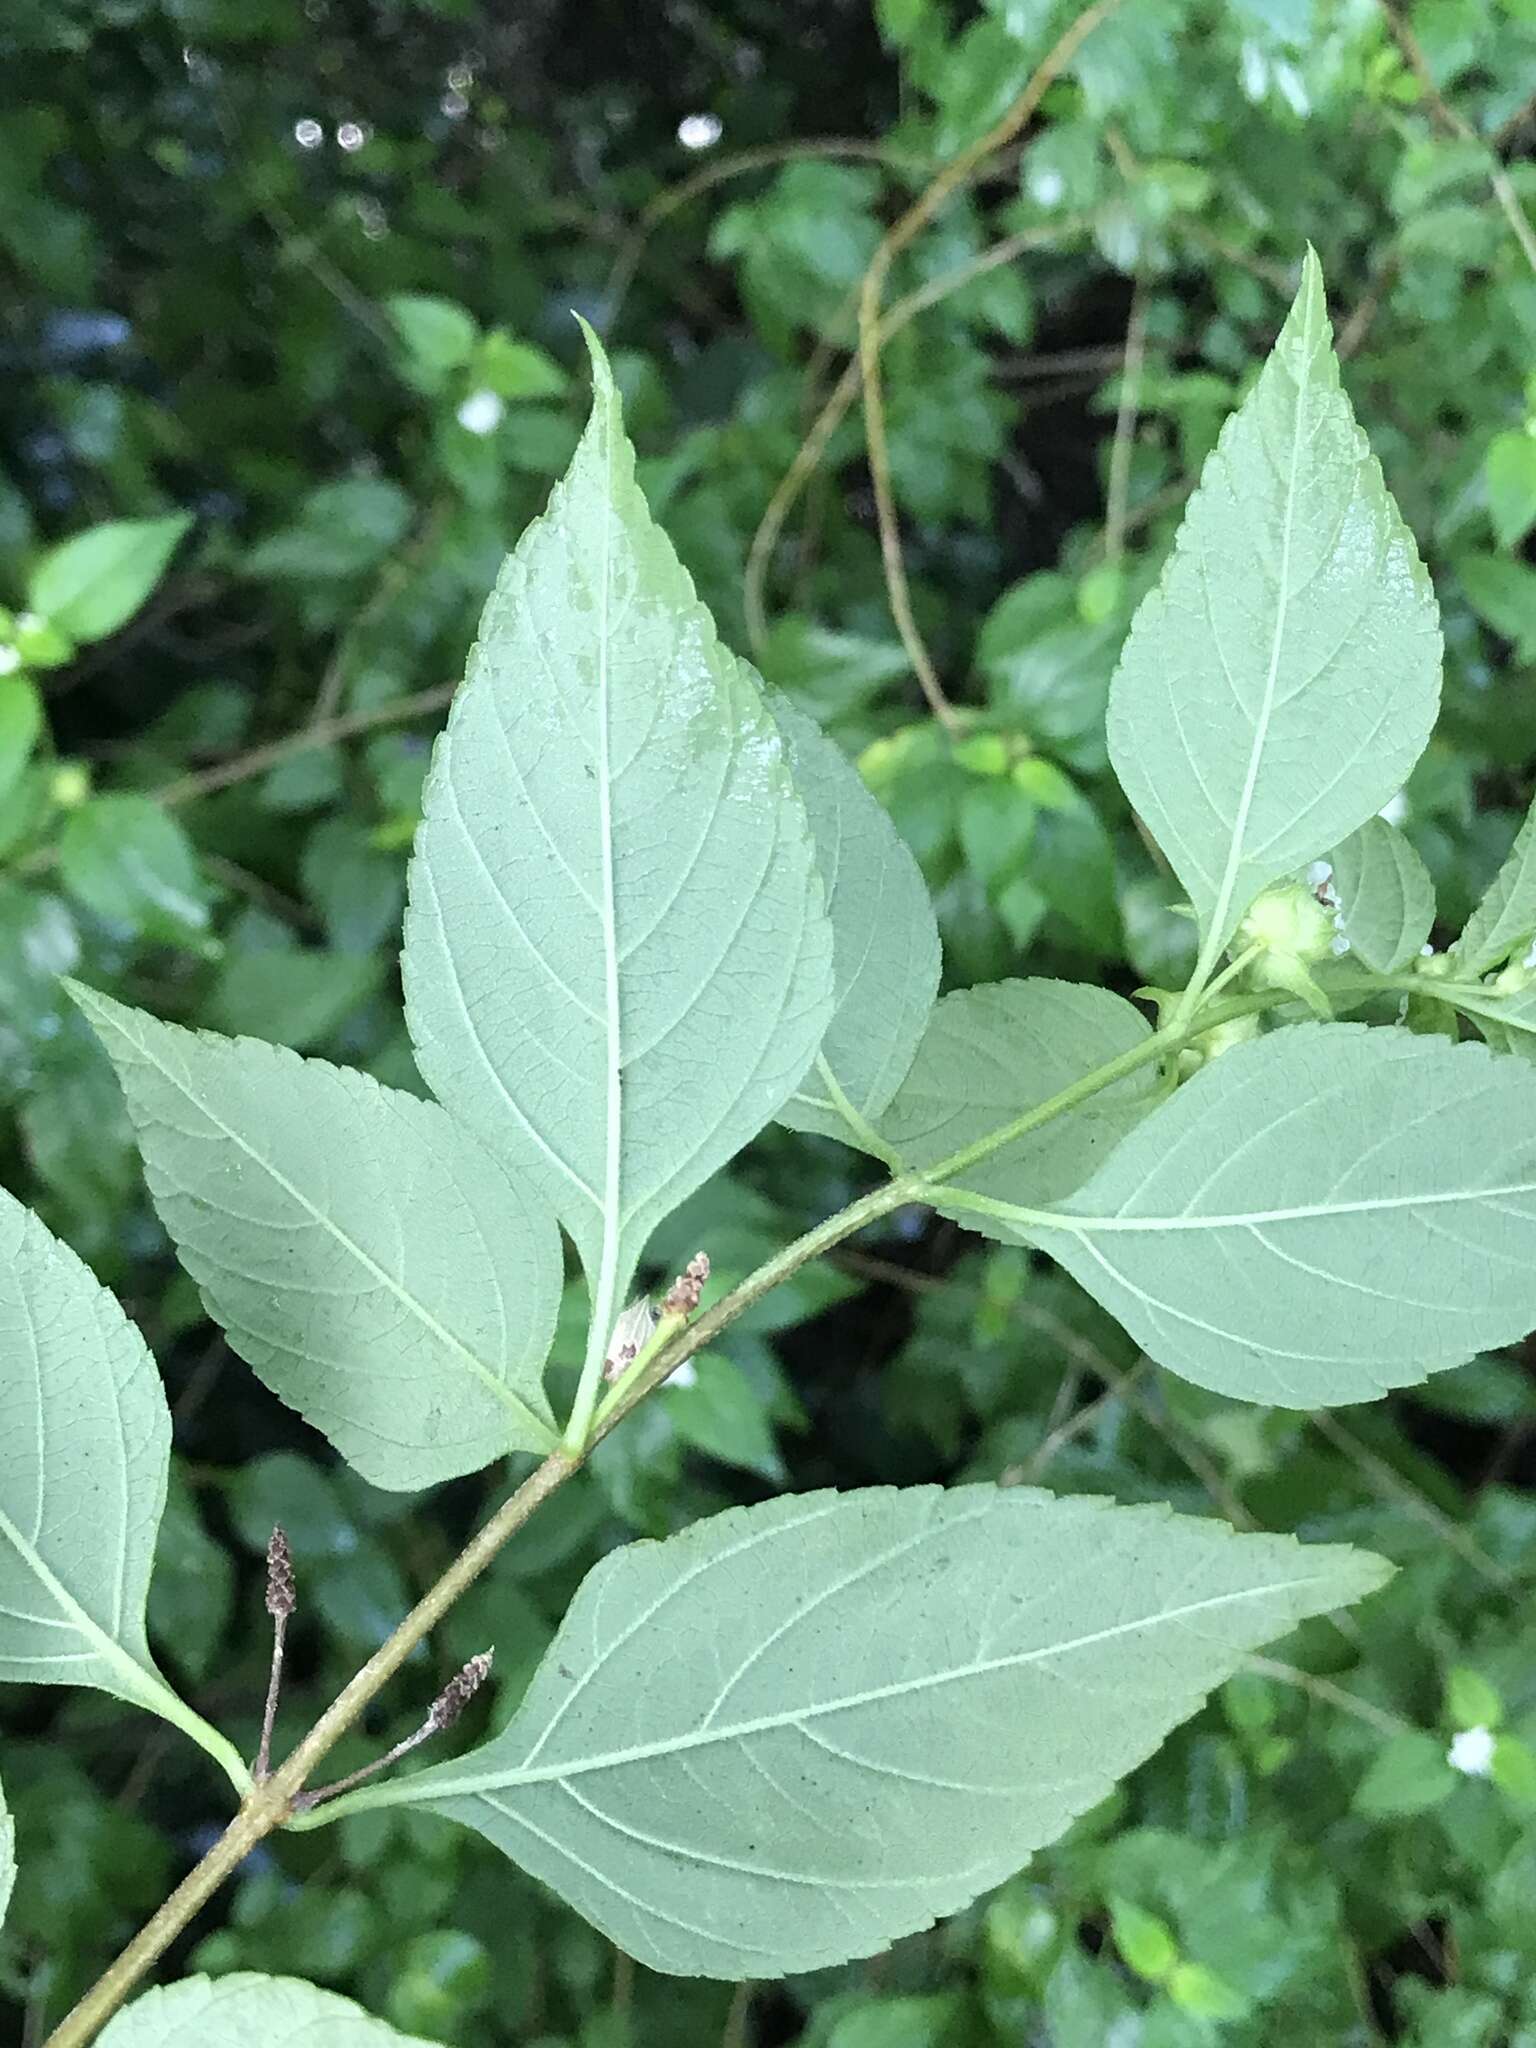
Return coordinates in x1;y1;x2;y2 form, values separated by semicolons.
456;389;504;436
1448;1725;1496;1777
1378;792;1409;827
0;647;20;676
677;112;722;151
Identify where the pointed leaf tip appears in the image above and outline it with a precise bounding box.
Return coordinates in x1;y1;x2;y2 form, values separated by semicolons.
388;1486;1394;1979
572;312;616;402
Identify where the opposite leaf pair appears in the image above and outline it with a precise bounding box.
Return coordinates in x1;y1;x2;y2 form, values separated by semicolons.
15;254;1536;2033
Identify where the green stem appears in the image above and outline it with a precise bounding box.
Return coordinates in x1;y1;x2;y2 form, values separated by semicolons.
141;1682;253;1800
1200;942;1261;1007
814;1053;906;1169
593;1173;929;1443
563;1256;627;1454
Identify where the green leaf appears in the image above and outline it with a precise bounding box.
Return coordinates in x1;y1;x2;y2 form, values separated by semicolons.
772;697;940;1144
1353;1730;1457;1817
1328;817;1435;973
26;513;191;642
148;1465;234;1683
1110;1896;1179;1983
1454;791;1536;973
246;479;412;584
1013;1026;1536;1406
664;1354;784;1482
97;1973;434;2046
1458;551;1536;660
207;948;383;1049
977;574;1120;771
1108;251;1440;970
1492;1735;1536;1806
301;817;404;953
874;980;1155;1211
758;616;910;723
386;293;479;371
404;334;833;1342
476;331;569;402
58;794;210;943
1167;1961;1248;2021
0;675;42;811
1439;976;1536;1058
957;776;1035;892
74;986;561;1488
827;1994;964;2048
1014;758;1122;954
0;1183;200;1726
1445;1666;1503;1731
1485;429;1536;550
361;1485;1385;1978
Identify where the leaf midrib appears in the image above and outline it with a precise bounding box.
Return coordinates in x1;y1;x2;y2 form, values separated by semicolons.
1033;1177;1536;1234
590;381;628;1347
1200;316;1310;955
416;1570;1344;1798
107;1017;556;1448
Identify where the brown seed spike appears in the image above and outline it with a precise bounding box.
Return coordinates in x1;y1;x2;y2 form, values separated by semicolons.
662;1250;710;1317
265;1524;296;1619
429;1649;494;1733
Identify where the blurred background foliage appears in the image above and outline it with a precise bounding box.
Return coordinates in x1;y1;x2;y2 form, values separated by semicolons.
5;0;1536;2043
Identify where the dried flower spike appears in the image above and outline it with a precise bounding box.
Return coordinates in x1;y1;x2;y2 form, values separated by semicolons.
662;1250;710;1318
254;1524;295;1781
295;1648;497;1812
265;1523;296;1619
429;1649;495;1732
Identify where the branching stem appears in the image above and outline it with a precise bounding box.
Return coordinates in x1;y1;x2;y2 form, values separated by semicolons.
44;955;1489;2044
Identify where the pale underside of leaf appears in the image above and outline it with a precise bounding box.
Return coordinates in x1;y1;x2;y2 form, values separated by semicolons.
770;696;940;1141
0;1184;174;1711
871;979;1154;1209
97;1973;434;2047
73;984;561;1490
1328;817;1434;974
363;1485;1385;1977
1455;794;1536;975
1108;251;1441;969
1014;1025;1536;1405
404;346;832;1341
